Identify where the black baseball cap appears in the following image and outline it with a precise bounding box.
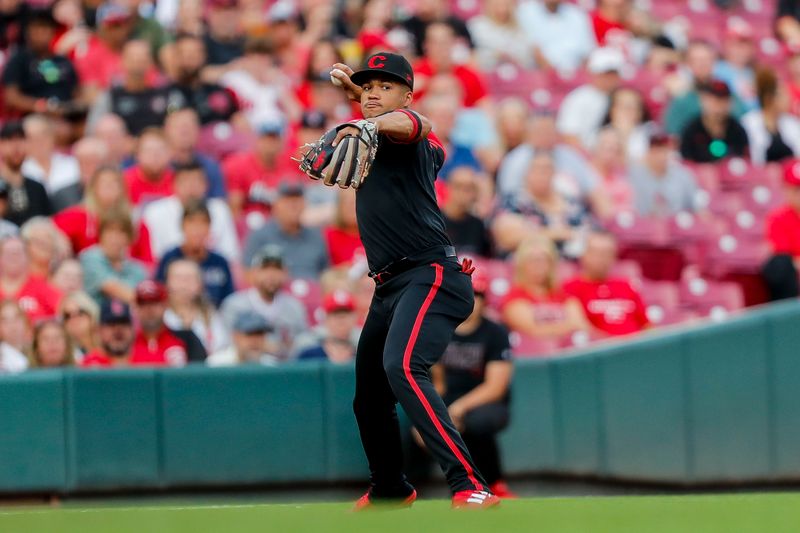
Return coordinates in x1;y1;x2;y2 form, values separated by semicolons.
350;52;414;90
100;299;133;325
301;110;326;129
0;121;24;139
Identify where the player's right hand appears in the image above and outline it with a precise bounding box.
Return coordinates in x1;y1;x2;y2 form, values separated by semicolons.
331;63;363;102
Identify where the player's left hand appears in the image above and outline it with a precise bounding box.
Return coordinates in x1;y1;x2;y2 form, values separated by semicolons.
332;125;362;147
460;258;476;276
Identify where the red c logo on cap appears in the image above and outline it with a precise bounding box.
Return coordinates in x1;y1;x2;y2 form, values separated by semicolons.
368;55;386;69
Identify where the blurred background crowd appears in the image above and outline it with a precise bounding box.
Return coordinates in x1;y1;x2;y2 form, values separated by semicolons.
0;0;799;373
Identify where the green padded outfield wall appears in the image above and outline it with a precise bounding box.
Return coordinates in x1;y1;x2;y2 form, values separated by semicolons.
1;300;800;493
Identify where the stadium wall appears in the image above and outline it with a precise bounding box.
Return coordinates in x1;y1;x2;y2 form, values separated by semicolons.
2;299;800;494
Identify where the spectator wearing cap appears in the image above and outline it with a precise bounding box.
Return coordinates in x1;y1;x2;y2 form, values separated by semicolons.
0;181;21;239
517;0;596;72
441;166;492;258
2;8;83;118
165;108;227;199
0;121;53;226
468;0;531;70
87;40;169;136
59;291;99;359
498;114;604;216
132;280;207;365
664;41;747;137
0;236;62;322
142;161;239;262
401;0;474;58
203;0;245;66
741;67;800;166
81;299;135;367
154;201;235;308
243;183;329;279
163;259;229;354
53;166;153;263
207;312;279;367
563;232;649;337
414;22;489;109
409;269;514;497
679;80;750;163
501;235;588;340
123;127;175;206
713;19;758;111
220;245;308;358
218;36;301;131
0;301;30;374
295;290;360;362
20;114;80;196
221;117;299;221
629;130;699;217
556;47;624;149
51;137;110;212
79;208;148;305
322;189;363;266
166;34;241;126
761;160;800;301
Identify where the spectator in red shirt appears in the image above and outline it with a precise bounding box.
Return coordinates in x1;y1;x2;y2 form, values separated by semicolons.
591;0;630;46
323;190;362;266
414;22;489;109
564;231;649;337
762;160;800;301
81;299;135;368
501;235;588;341
53;166;152;263
124;127;175;206
0;236;62;322
30;320;74;368
221;117;297;221
130;280;207;366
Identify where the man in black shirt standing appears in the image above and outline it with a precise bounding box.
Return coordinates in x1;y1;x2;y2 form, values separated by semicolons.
0;121;51;226
679;80;750;163
441;166;492;258
322;53;499;509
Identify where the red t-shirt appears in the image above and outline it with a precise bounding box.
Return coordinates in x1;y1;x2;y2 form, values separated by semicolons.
81;350;116;368
131;327;188;366
563;277;649;336
766;205;800;257
0;276;62;323
413;59;488;108
221;151;301;213
53;205;153;264
323;226;363;266
501;285;571;324
590;11;628;45
124;165;174;206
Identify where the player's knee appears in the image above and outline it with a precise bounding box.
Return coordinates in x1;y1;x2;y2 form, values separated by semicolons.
382;357;406;387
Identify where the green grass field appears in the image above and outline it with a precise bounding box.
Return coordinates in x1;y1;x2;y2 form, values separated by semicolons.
2;492;799;533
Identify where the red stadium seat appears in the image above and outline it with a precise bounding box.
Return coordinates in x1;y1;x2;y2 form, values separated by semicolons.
718;158;758;191
606;211;669;247
744;183;783;214
611;259;643;283
679;276;745;318
639;280;681;311
703;233;770;277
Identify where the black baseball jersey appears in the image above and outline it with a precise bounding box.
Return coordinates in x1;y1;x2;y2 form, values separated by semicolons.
439;318;512;405
355;127;452;272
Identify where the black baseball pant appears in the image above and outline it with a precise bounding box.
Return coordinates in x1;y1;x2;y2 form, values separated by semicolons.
353;254;489;496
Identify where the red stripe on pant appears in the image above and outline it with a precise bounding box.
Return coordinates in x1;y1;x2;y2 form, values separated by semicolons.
402;262;483;491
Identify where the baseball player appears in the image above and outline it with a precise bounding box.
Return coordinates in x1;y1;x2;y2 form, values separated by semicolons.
299;52;499;509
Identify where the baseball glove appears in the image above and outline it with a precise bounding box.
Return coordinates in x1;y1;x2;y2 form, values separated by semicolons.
296;120;379;189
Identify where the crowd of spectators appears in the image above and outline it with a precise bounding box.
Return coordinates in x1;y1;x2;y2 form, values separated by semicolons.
1;0;800;373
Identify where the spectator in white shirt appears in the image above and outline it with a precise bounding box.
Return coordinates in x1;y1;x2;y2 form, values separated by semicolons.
142;160;240;262
517;0;596;72
207;312;279;367
557;47;624;149
21;114;80;194
742;66;800;166
0;301;31;374
468;0;532;69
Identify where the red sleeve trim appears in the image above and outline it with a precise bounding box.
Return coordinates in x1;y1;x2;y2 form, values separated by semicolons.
397;109;422;142
427;131;447;160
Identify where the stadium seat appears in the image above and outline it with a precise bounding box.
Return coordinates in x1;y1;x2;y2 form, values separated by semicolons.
718;158;758;191
611;259;643;283
639;280;681;311
678;276;745;317
744;183;782;214
702;233;770;277
606;211;669;247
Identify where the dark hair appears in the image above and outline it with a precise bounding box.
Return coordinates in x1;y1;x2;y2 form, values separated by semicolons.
98;209;135;240
175;32;204;46
173;159;204;176
304;39;343;81
755;66;779;109
603;87;651;126
182;200;211;223
245;36;275;55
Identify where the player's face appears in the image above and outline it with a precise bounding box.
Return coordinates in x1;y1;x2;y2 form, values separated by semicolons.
360;78;413;119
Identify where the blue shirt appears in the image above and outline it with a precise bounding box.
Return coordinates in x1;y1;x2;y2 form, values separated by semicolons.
155;247;235;308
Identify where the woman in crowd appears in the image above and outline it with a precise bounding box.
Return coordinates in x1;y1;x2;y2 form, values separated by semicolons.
59;291;99;359
30;320;75;368
53;166;153;264
602;87;651;161
501;235;588;340
164;259;230;354
0;301;30;374
589;127;635;214
20;217;71;280
742;66;800;165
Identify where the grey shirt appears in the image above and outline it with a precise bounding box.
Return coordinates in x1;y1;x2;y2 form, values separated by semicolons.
79;245;148;304
243;221;329;279
628;160;699;216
